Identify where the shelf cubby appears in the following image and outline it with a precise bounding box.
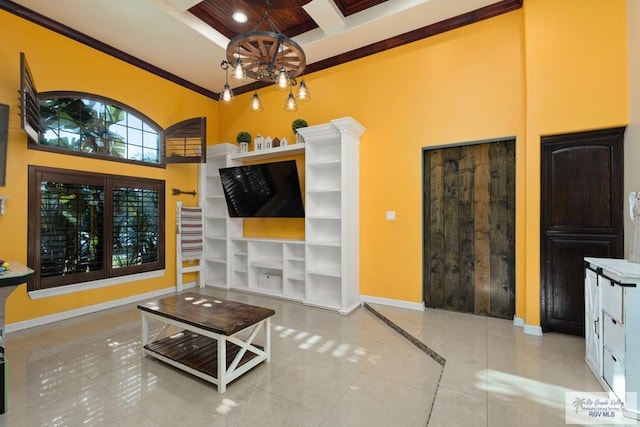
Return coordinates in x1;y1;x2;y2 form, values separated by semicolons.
305;274;341;309
306;163;341;192
306;138;340;163
305;191;341;217
305;218;341;244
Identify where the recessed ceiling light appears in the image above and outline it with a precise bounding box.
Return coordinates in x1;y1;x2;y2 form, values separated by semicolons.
233;12;248;23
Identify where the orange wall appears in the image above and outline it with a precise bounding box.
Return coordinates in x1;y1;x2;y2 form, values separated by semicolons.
219;11;527;307
219;0;628;328
0;9;217;323
522;0;628;326
0;0;630;329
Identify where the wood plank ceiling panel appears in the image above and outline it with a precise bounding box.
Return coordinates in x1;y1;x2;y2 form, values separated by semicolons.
189;0;318;39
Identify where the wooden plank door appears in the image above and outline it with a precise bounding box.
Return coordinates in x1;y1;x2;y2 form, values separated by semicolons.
540;127;624;336
423;139;515;319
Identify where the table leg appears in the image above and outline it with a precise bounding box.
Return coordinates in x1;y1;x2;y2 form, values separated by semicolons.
140;312;149;347
265;318;271;363
217;336;226;394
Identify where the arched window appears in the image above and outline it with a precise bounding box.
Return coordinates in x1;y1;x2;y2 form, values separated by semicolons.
19;53;206;165
38;92;162;164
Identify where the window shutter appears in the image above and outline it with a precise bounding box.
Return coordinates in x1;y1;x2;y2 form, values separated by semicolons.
0;104;8;186
20;52;41;143
162;117;206;163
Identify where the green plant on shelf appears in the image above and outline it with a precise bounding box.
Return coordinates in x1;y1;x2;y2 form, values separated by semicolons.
236;131;252;144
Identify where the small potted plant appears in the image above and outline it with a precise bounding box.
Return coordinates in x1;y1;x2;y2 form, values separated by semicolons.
291;119;308;144
236;131;251;152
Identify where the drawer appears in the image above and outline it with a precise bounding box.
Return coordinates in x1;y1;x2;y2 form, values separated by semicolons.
603;348;626;401
601;276;623;323
603;312;625;361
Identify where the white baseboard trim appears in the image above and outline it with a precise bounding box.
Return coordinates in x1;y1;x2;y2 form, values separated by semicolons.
523;324;543;336
5;281;198;334
513;316;543;336
360;295;425;311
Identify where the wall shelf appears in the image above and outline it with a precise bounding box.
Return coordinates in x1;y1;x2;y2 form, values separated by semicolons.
229;143;305;161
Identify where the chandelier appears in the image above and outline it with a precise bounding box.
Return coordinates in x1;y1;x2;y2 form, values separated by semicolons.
219;0;311;112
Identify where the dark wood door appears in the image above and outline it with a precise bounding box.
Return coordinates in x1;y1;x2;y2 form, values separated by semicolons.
423;139;515;319
540;127;625;336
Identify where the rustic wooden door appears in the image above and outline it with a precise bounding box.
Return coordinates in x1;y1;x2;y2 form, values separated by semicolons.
423;139;515;319
540;127;624;336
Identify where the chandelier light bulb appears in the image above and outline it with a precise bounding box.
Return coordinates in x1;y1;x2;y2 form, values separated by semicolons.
220;83;234;104
296;79;310;102
250;91;264;112
233;60;245;80
284;90;298;112
277;67;288;90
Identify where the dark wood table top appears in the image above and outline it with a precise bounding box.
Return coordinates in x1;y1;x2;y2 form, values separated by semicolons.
0;262;34;287
138;292;275;335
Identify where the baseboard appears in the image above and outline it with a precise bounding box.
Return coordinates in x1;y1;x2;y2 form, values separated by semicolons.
513;316;525;327
512;316;543;336
523;323;543;336
360;295;425;311
5;282;197;334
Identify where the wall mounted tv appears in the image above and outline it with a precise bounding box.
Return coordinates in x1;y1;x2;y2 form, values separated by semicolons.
219;160;305;218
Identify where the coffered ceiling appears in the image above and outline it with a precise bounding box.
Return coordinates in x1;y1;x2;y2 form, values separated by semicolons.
2;0;521;98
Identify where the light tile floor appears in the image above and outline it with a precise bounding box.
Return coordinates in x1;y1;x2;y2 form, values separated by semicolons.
0;287;604;426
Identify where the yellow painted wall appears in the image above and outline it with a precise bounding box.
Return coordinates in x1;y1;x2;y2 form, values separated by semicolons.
522;0;628;326
0;9;217;323
0;0;630;329
219;11;528;307
219;0;628;329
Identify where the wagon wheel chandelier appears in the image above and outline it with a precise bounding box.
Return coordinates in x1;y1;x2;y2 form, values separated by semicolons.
219;0;311;112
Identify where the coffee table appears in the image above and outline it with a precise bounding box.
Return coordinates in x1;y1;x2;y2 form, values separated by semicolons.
138;292;275;393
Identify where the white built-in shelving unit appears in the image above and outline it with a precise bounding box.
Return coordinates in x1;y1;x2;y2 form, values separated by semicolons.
300;117;364;313
200;117;365;314
200;143;242;287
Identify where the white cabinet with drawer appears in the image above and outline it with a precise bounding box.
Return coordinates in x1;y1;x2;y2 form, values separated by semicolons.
584;257;640;421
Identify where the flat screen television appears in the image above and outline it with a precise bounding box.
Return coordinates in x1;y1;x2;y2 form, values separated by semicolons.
219;160;305;218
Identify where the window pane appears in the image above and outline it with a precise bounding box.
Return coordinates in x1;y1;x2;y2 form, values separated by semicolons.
112;187;159;268
29;166;165;292
38;95;160;164
127;114;143;130
40;181;105;278
143;148;159;163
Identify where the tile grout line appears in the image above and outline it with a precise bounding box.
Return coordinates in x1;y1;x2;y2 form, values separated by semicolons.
362;303;446;427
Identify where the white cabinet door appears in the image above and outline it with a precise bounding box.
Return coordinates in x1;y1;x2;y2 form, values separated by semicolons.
585;267;602;375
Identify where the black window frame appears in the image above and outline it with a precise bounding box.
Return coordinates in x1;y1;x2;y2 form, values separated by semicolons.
27;166;165;291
